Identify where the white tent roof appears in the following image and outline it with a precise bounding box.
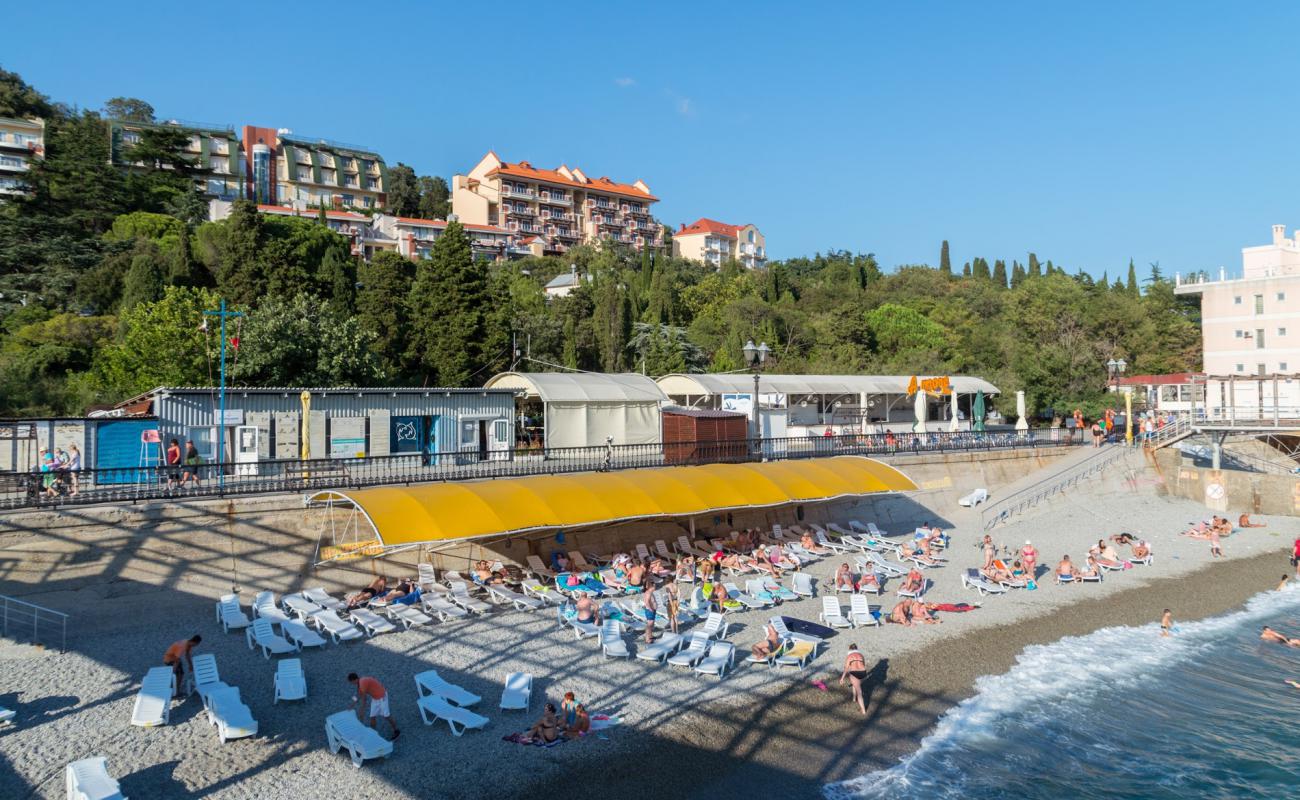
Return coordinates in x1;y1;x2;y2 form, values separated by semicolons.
656;373;1000;396
485;372;668;403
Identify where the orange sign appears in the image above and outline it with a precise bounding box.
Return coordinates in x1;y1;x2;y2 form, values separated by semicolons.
908;375;952;396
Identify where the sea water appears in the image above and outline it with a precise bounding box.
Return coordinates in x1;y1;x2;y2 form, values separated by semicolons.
827;586;1300;800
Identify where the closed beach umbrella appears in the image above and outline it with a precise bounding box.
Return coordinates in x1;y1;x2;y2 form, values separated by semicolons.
913;389;928;434
973;391;986;433
949;389;960;432
300;391;311;460
1015;390;1029;432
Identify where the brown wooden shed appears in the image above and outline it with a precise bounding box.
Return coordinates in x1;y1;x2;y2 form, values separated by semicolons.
662;406;750;464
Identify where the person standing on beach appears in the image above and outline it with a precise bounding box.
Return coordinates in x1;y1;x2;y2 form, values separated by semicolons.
1161;609;1173;637
982;535;996;570
641;586;657;644
841;643;869;716
163;634;201;696
348;673;400;740
1020;541;1038;579
1292;536;1300;577
1208;529;1223;558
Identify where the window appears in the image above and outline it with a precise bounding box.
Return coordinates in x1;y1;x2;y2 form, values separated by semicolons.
1278;292;1287;301
748;230;755;243
1258;363;1267;376
1256;329;1266;348
1279;327;1287;336
1234;329;1243;338
1281;362;1290;371
1233;295;1242;305
1255;294;1264;314
1235;363;1245;372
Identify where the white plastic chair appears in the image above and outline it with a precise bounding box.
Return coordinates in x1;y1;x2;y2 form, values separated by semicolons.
500;672;532;711
214;594;250;633
599;619;631;658
274;658;307;703
693;642;735;679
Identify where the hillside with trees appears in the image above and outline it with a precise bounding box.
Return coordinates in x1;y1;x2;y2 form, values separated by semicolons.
0;69;1201;419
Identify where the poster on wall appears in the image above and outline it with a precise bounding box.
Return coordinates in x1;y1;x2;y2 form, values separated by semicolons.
273;413;299;460
329;417;366;459
721;393;753;415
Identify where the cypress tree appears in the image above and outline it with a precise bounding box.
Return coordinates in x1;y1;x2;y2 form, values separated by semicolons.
120;246;167;310
406;220;488;385
1028;253;1041;279
962;261;972;278
973;257;991;281
1126;259;1140;295
939;240;952;275
992;259;1008;288
1010;260;1026;288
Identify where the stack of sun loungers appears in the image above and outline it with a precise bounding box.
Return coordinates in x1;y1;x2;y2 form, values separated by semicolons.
414;670;489;735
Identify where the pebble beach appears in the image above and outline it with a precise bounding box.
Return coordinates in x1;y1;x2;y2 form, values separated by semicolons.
1;484;1296;799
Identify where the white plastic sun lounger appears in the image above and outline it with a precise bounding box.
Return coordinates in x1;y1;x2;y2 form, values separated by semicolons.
187;654;229;708
417;562;438;591
414;669;482;707
701;611;730;639
791;572;816;598
655;539;673;560
634;543;652;562
214;594;250;633
724;582;768;609
131;666;175;727
667;632;711;667
274;658;307;703
560;606;600;640
326;710;393;768
761;578;799;602
849;594;881;627
675;535;697;556
694;642;735;678
769;616;825;647
487;584;543;611
865;552;907;577
252;591;290;626
599;619;631;658
311;610;365;643
526;555;556;580
303;587;346;612
745;578;779;605
501;672;532;712
206;686;257;743
65;756;125;800
958;487;989;507
816;531;853;555
819;596;853;629
246;618;296;658
385;603;434;629
282;594;324;620
1056;572;1076;585
962;569;1009;596
422;593;471;621
0;705;15;726
448;582;492;614
521;580;565;606
281;619;328;650
350;608;398;636
636;631;684;663
418;693;490;735
774;639;819;671
1079;570;1104;583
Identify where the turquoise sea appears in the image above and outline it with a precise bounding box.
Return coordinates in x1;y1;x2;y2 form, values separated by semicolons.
827;586;1300;800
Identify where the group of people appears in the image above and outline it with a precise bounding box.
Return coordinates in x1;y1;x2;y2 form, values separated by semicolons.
163;438;204;491
344;575;423;610
520;691;591;744
34;444;81;497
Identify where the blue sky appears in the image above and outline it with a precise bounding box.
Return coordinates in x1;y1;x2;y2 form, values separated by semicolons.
6;1;1300;277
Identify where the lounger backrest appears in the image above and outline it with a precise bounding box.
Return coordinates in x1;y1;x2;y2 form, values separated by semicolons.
746;579;765;596
708;642;731;658
822;596;842;618
527;555;547;571
253;618;274;639
768;616;790;636
191;653;219;686
704;613;723;633
850;594;870;614
278;658;303;678
677;536;692;552
505;672;530;693
450;581;470;597
686;632;708;653
636;544;651;559
794;573;813;593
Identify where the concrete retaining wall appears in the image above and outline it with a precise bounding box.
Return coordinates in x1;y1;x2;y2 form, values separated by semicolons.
1151;447;1300;516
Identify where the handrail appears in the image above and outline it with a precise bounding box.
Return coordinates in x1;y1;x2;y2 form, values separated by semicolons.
1;429;1081;512
980;445;1132;530
1;593;68;652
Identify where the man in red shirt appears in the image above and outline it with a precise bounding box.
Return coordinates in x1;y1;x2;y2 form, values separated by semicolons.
163;634;201;697
348;672;399;740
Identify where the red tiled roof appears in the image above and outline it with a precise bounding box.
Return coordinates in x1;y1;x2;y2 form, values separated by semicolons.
257;204;368;221
393;216;508;234
1116;372;1201;386
489;160;657;201
675;218;745;238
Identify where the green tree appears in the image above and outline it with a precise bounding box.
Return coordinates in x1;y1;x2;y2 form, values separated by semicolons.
1126;258;1140;296
1028;252;1041;279
592;273;631;371
229;293;382;386
0;68;56;118
973;257;991;281
417;176;451;219
0;311;114;415
406;221;488;385
962;261;971;277
119;241;168;310
198;199;265;304
90;286;220;398
1010;260;1026;288
103;97;155;122
939;240;951;275
356;251;415;373
992;259;1008;289
385;163;421;216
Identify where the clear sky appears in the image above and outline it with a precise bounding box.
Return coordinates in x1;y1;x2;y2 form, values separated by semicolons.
6;1;1300;277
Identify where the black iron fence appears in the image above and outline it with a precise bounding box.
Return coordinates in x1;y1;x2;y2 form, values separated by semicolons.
1;428;1079;511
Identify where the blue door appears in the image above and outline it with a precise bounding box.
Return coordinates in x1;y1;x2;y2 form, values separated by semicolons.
95;419;161;484
425;415;441;466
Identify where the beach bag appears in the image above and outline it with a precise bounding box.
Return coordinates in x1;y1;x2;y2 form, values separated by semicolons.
1026;579;1037;591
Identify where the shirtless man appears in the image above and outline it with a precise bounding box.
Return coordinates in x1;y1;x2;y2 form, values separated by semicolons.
1056;555;1077;582
626;560;648;591
899;568;925;596
909;597;939;624
834;563;856;592
574;593;600;625
1076;555;1101;581
1261;627;1300;646
887;601;912;626
1131;539;1151;560
1238;513;1266;529
1161;609;1173;636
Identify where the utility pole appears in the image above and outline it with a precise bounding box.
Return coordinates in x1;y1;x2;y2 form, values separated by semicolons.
204;299;244;492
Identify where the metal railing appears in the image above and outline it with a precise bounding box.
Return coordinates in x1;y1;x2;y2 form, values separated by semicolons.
1144;416;1193;449
1;429;1079;512
980;444;1132;530
1;594;68;652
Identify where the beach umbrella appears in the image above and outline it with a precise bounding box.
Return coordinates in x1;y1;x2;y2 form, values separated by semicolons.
913;389;928;434
1015;390;1029;432
973;391;986;433
300;390;311;460
948;389;960;432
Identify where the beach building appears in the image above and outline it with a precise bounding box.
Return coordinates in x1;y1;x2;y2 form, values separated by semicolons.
1176;223;1300;417
655;373;1001;436
240;125;386;211
107;386;516;468
1111;372;1204;415
672;218;766;269
452;151;662;254
0;116;44;197
108;118;244;202
483;372;668;449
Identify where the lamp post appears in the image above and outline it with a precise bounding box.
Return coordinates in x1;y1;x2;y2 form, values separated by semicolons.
1106;357;1127;393
742;339;771;443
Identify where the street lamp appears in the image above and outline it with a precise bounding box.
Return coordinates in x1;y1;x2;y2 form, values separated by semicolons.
743;340;771;441
1106;357;1127;392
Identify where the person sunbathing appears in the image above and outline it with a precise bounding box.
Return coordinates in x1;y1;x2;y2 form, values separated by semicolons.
899;569;925;595
1056;556;1077;581
1131;540;1151;559
1010;559;1026;580
983;564;1015;584
926;601;978;613
907;548;941;567
697;559;715;582
909;597;939;624
1111;532;1136;545
1076;556;1101;580
801;531;830;555
887;601;912;626
377;578;417;603
525;703;561;744
346;576;387;609
834;563;856;592
675;556;695;583
751;623;782;660
857;570;881;592
1261;627;1300;647
564;703;590;739
648;557;671;579
574;594;600;625
1211;516;1233;537
602;567;628;591
751;550;781;579
472;561;506;585
1094;545;1123;569
712;581;733;611
1239;513;1266;529
770;545;800;571
553;552;572;572
626;561;647;591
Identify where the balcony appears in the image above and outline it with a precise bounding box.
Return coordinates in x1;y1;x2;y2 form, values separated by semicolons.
501;186;537;200
538;192;571;206
621;204;649;217
506;204;536;217
541;210;575;222
518;222;545;235
0;157;29;173
553;228;580;240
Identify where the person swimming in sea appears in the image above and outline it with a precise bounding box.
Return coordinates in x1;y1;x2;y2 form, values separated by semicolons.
1261;627;1300;647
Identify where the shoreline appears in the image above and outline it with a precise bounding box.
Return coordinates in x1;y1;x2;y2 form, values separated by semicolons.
575;546;1292;800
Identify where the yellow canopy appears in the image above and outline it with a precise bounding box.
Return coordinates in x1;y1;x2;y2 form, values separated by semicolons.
310;456;916;546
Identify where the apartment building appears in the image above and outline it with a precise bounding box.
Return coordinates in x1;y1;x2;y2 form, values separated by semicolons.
452;151;662;254
108;119;244;201
0;117;44;197
673;218;766;269
240;126;386;212
373;215;517;262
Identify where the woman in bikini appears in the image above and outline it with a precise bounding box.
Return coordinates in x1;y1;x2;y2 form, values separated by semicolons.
834;562;856;592
840;643;870;715
751;623;782;661
887;601;912;626
526;703;561;744
1020;541;1038;578
663;579;681;633
712;581;732;612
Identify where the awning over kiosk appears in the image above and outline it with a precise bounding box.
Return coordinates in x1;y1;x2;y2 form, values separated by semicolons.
309;456;916;547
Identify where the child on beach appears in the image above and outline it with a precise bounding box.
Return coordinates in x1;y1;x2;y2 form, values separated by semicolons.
1161;609;1172;637
1208;529;1223;558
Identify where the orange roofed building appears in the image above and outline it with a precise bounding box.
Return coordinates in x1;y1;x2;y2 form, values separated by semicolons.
672;218;766;269
452;151;662;254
